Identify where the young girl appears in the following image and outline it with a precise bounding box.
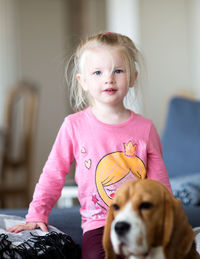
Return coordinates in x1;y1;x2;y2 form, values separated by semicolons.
8;32;171;258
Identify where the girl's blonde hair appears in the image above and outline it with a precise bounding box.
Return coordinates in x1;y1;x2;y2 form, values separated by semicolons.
65;32;141;112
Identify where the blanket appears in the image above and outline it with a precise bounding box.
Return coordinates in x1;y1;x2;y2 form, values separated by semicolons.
0;214;81;259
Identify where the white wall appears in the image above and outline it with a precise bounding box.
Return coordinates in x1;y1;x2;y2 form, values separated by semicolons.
0;0;21;126
106;0;140;46
140;0;193;132
187;0;200;98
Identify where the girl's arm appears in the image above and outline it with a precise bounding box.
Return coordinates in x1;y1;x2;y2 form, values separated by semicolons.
26;118;75;224
147;123;172;192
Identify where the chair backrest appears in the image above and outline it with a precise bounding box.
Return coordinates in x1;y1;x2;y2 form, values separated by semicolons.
161;96;200;177
2;81;39;175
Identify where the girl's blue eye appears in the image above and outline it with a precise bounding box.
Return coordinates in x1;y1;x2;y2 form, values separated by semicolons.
94;71;101;75
114;69;123;74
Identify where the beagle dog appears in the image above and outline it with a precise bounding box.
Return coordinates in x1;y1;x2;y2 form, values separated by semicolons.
103;179;200;259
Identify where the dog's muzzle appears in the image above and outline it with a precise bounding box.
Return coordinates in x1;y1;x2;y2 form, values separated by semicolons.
110;202;149;257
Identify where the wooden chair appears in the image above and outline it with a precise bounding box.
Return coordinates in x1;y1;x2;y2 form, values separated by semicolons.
0;81;39;208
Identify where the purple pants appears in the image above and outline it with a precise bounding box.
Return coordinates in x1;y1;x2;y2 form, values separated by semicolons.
82;227;124;259
82;227;105;259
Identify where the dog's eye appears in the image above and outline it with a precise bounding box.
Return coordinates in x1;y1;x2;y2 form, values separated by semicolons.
139;202;153;210
113;204;120;211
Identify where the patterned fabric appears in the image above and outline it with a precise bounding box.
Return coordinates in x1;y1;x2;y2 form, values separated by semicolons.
0;214;81;259
170;173;200;205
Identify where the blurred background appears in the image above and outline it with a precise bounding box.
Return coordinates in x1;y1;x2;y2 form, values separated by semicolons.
0;0;200;208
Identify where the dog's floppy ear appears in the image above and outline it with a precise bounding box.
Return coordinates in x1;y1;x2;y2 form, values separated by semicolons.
163;191;194;256
103;205;116;259
162;191;174;247
173;198;194;255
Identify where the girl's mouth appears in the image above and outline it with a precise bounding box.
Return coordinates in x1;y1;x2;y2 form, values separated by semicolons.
104;88;117;94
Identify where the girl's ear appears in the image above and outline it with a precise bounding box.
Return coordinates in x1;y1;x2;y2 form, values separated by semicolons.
134;71;138;81
76;73;88;91
129;71;138;88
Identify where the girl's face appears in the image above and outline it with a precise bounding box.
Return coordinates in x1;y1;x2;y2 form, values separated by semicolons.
77;46;134;109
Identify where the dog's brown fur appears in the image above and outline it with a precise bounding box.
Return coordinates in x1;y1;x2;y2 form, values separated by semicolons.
103;179;200;259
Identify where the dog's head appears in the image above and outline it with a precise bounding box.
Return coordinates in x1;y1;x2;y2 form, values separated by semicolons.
103;179;195;259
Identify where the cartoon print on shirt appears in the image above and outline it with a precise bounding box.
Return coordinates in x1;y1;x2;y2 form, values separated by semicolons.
92;194;99;204
85;159;92;169
81;146;86;153
95;141;146;207
81;193;106;220
92;194;107;211
81;146;92;169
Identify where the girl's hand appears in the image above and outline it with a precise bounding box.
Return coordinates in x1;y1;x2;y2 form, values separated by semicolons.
7;222;48;233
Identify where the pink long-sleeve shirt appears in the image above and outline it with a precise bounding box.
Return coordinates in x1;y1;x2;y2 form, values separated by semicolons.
26;107;171;233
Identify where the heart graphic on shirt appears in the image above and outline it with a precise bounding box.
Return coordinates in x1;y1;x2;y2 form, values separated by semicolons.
85;159;91;169
81;147;86;153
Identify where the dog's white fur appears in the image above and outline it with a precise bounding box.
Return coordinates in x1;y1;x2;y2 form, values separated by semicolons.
103;179;199;259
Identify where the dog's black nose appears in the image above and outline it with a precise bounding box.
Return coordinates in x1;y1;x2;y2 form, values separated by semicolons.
115;221;130;236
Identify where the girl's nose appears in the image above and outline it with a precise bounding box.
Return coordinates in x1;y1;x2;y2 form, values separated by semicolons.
105;73;114;84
